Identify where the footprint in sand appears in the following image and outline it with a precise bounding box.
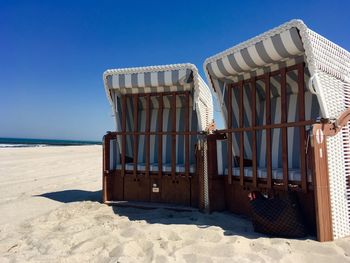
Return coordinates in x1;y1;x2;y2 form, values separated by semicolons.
154;255;168;263
70;237;104;254
237;253;266;263
109;245;124;258
335;240;350;257
182;253;213;263
158;239;168;250
122;240;144;257
109;240;155;261
180;228;222;243
117;221;132;229
93;214;114;223
176;243;235;259
120;227;146;239
292;240;340;256
160;230;181;242
139;240;153;253
18;222;33;234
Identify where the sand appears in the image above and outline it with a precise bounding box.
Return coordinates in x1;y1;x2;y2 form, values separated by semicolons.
0;146;349;262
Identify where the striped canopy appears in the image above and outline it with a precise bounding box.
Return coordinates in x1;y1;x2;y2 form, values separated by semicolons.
105;67;194;94
203;19;321;177
205;27;304;82
104;63;213;131
104;64;214;174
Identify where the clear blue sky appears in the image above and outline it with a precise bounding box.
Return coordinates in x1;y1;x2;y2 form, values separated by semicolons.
0;0;349;141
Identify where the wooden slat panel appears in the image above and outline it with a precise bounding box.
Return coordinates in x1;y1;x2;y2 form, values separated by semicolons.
239;81;244;186
312;124;333;242
220;120;315;132
196;140;204;209
227;85;233;184
145;94;151;177
111;120;315;136
102;134;110;203
133;95;139;178
111;131;199;136
158;94;163;178
171;93;176;178
280;68;289;190
103;135;110;172
121;96;126;177
185;92;190;178
251;79;257;188
298;63;307;192
265;74;272;189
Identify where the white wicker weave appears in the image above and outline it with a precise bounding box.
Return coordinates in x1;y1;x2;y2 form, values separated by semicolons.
204;19;350;239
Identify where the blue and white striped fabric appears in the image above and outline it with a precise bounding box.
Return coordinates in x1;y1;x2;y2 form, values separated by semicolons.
205;27;304;81
110;94;198;172
222;166;312;182
204;26;322;181
105;64;213;131
104;64;213;173
106;68;194;94
215;68;321;180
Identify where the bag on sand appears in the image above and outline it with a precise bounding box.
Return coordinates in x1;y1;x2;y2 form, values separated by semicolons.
249;192;307;238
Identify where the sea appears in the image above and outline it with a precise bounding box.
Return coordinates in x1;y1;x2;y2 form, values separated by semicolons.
0;138;102;148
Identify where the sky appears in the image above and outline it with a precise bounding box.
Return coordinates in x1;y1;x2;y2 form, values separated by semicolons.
0;0;349;141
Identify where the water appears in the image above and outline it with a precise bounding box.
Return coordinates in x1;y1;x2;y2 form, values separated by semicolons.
0;138;102;148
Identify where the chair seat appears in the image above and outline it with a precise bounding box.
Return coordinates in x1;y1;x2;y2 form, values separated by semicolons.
116;163;195;173
157;163;195;173
224;167;312;182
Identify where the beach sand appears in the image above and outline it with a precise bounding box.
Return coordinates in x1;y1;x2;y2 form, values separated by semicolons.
0;146;349;262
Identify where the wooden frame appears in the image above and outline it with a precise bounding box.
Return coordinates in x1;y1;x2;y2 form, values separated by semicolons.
102;62;350;241
310;107;350;241
223;63;312;190
239;81;244;186
311;123;333;242
103;90;202;208
251;78;257;188
265;73;273;189
208;62;350;242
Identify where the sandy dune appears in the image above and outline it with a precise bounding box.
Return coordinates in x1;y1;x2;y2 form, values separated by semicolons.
0;146;350;262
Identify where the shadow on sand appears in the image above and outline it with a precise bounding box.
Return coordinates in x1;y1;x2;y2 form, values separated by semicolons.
111;205;262;238
111;205;313;240
36;191;312;240
36;189;102;203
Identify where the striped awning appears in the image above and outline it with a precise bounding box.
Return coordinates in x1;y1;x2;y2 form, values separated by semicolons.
103;63;214;131
104;66;194;95
205;27;304;82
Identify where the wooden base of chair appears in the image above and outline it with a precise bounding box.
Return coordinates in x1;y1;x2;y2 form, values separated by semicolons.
105;201;198;212
207;175;317;236
103;171;199;208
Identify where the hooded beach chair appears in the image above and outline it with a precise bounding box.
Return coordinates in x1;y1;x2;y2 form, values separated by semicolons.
204;20;350;241
102;64;213;208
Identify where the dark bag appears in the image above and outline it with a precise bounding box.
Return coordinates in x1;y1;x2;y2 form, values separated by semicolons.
250;193;307;238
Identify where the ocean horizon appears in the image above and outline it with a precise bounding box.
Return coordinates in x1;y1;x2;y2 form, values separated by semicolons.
0;137;102;148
